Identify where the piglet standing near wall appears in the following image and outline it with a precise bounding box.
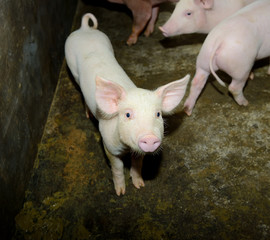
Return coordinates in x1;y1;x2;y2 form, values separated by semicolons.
65;13;190;195
183;0;270;116
108;0;179;45
159;0;257;37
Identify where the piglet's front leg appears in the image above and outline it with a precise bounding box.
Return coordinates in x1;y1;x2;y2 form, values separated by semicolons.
130;155;145;189
104;146;126;196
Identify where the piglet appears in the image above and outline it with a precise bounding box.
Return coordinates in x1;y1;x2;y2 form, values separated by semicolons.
160;0;257;37
65;13;190;195
183;0;270;116
108;0;178;45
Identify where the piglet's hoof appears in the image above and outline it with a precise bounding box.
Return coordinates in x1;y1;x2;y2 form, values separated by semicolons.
126;35;138;46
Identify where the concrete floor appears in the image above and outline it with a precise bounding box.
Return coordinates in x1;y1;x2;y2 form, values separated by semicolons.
14;0;270;239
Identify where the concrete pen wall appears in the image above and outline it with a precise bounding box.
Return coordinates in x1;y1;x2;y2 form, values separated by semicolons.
0;0;77;238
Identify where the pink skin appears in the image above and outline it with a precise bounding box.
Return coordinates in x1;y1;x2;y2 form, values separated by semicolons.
97;76;190;195
108;0;178;45
159;0;257;37
65;13;190;195
139;134;161;152
183;0;270;116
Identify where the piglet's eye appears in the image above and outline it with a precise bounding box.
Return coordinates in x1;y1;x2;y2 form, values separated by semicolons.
185;11;192;16
156;112;161;118
125;110;134;119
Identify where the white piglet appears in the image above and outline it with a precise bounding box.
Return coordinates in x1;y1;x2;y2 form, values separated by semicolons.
65;13;190;195
160;0;257;37
183;0;270;116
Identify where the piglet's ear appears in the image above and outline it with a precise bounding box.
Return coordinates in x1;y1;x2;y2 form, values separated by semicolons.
156;74;190;113
194;0;214;9
95;76;126;115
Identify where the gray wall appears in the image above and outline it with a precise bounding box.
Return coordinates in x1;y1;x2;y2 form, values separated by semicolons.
0;0;77;238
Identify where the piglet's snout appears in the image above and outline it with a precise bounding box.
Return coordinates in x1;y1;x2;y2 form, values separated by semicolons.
139;135;161;153
159;26;168;37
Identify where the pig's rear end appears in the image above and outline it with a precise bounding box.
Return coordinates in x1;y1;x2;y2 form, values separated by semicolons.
184;0;270;115
65;14;114;83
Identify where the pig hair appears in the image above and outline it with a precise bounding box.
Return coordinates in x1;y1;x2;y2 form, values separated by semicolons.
96;107;118;120
162;108;176;116
131;144;162;156
81;13;98;30
162;117;173;138
131;151;145;158
159;103;179;116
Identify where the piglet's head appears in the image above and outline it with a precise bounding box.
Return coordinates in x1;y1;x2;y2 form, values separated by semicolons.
95;75;190;154
160;0;212;37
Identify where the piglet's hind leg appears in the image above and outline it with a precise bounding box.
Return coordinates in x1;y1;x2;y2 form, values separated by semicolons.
126;1;152;45
228;75;249;106
184;68;209;116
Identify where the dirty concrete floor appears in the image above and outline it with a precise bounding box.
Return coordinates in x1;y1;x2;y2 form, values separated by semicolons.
14;0;270;239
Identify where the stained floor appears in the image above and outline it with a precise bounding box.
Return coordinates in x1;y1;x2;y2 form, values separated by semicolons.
14;0;270;239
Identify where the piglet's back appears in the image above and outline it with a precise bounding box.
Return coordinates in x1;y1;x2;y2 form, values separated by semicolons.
65;14;114;80
65;13;136;117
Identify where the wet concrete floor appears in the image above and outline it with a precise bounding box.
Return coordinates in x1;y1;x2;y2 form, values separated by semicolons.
14;0;270;239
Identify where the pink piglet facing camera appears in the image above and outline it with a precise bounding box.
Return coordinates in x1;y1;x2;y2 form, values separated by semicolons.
65;13;190;196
